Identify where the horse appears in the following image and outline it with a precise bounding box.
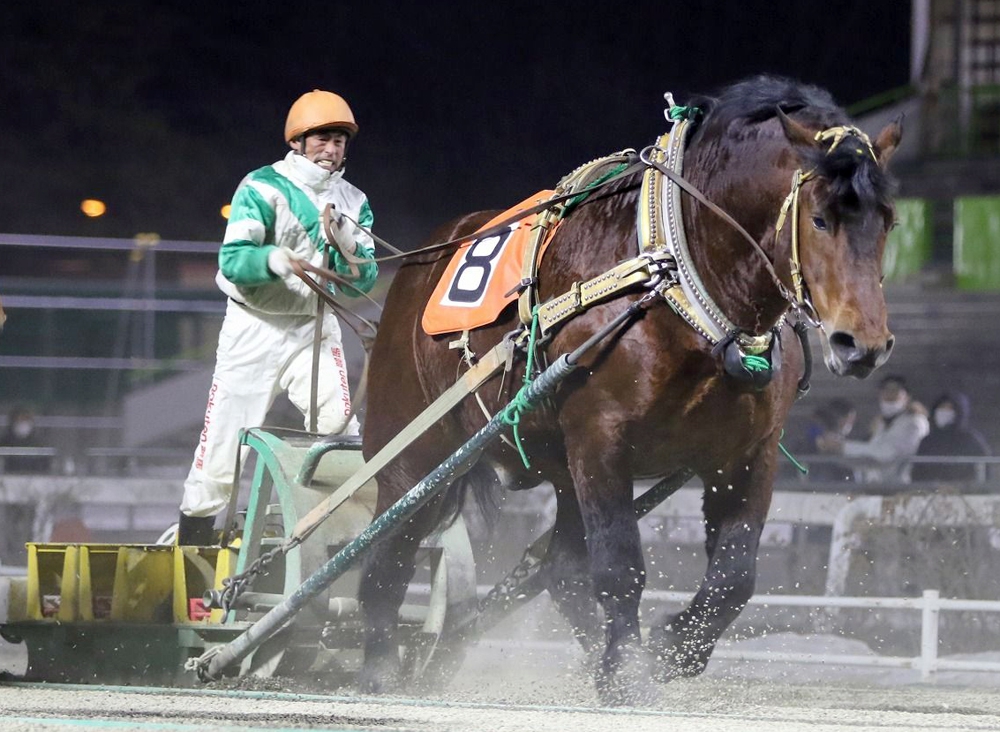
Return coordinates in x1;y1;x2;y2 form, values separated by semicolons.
0;295;6;332
358;75;901;705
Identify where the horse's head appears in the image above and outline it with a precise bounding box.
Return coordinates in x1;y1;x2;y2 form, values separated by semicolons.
777;110;902;379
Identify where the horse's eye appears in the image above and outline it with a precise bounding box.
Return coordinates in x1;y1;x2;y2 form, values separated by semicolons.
812;216;827;231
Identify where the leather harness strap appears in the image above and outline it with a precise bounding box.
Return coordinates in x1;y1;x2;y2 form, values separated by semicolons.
515;152;636;326
535;253;672;336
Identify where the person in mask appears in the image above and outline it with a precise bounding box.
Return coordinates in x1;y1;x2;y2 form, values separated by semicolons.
822;375;929;483
794;398;858;483
1;406;51;474
911;391;991;482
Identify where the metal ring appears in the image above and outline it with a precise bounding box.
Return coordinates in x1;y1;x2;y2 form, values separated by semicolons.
639;145;667;167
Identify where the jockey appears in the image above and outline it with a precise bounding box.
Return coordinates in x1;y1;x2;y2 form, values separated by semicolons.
176;89;379;545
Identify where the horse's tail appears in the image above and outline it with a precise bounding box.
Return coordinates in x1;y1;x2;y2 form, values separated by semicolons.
439;459;503;535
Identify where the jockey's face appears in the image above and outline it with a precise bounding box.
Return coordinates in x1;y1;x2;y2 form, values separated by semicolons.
293;128;349;172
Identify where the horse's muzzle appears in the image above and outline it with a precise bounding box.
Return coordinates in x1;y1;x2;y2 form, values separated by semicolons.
825;330;895;378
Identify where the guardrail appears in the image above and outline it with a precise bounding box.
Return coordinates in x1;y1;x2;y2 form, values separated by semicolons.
644;589;1000;681
412;583;1000;681
2;445;997;485
784;454;1000;486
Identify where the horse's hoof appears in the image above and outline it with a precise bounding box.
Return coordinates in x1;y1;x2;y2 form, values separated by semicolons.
648;627;710;682
594;644;660;707
357;657;402;695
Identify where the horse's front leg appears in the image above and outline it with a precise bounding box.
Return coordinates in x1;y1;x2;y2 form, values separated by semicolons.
569;443;657;706
649;444;776;680
357;494;436;694
541;476;604;662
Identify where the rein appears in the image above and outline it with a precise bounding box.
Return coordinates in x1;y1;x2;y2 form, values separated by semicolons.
291;257;379;423
292;121;874;407
334;160;648;266
639;147;798;312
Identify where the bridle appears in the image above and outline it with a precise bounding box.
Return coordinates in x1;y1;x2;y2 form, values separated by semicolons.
773;124;879;329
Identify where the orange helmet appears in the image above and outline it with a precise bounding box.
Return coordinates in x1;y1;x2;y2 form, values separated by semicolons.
284;90;358;142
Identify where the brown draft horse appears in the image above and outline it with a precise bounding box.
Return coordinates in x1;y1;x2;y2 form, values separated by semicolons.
359;76;901;704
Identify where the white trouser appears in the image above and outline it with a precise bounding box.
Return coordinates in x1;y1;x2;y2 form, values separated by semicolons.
180;300;359;517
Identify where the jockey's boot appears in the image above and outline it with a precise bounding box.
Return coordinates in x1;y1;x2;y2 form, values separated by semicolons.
177;512;218;546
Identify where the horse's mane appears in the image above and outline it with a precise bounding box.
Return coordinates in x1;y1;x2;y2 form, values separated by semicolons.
689;75;896;217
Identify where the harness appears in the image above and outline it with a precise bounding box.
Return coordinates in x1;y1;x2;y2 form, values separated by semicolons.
529;114;792;390
299;110;879;402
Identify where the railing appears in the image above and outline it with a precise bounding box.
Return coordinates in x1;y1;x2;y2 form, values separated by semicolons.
644;589;1000;681
785;454;1000;488
434;584;1000;681
2;444;996;487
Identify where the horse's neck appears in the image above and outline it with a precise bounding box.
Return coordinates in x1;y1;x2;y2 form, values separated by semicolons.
683;145;791;335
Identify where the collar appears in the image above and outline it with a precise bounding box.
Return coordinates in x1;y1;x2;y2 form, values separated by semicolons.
638;121;776;355
283;150;345;190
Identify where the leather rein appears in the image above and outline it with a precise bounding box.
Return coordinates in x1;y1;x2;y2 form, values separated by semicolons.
290;127;866;399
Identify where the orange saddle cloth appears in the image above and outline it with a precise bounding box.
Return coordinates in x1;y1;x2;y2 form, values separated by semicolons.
422;190;560;336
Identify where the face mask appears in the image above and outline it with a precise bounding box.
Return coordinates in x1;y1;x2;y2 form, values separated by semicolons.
934;408;956;429
879;397;907;419
12;420;33;439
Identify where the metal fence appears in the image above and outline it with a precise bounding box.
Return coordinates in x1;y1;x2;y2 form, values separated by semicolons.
645;589;1000;681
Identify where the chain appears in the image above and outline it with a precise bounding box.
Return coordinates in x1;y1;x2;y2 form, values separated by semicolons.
477;543;545;613
212;539;297;614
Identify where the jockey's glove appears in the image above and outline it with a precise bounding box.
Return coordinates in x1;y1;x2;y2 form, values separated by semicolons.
328;214;358;255
267;248;305;278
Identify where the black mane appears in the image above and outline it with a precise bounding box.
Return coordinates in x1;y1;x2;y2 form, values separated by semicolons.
689;74;896;216
689;74;841;129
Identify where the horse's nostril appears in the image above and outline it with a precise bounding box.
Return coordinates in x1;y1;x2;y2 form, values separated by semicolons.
829;331;857;353
885;334;895;354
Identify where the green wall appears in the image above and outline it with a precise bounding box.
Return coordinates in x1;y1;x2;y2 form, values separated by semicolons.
883;198;931;282
955;196;1000;291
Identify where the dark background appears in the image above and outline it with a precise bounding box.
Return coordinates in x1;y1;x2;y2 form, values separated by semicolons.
0;1;911;248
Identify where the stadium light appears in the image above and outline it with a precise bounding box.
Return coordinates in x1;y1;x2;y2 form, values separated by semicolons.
81;199;107;218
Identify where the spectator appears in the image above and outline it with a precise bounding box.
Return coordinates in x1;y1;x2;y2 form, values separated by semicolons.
820;375;929;483
0;405;50;474
795;398;857;483
911;391;991;482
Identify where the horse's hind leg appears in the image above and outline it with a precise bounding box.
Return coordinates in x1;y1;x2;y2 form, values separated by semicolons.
541;477;604;661
357;524;421;693
649;454;774;680
357;478;443;694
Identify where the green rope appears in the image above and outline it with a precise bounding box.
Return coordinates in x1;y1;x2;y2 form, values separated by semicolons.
501;309;542;468
561;162;629;216
778;429;808;475
668;105;701;121
741;354;771;373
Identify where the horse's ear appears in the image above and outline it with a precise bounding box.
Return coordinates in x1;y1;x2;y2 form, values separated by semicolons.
874;114;904;168
776;107;816;148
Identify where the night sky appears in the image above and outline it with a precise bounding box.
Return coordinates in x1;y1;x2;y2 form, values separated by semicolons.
1;1;912;248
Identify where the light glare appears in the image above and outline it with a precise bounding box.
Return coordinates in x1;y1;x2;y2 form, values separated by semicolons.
81;199;107;218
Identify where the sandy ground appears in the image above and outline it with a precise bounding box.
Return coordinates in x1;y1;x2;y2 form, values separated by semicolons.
4;627;1000;731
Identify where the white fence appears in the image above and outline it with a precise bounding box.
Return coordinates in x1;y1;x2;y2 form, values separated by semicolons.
645;589;1000;680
